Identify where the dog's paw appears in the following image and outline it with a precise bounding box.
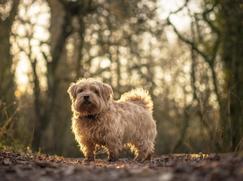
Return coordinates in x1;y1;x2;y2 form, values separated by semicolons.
134;153;151;163
134;156;150;163
134;157;145;163
108;157;118;162
83;157;95;163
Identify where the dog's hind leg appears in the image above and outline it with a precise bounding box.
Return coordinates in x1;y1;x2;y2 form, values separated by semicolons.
133;141;154;162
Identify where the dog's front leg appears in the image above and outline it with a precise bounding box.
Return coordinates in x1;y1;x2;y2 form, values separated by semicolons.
107;142;122;162
82;143;95;162
108;148;119;162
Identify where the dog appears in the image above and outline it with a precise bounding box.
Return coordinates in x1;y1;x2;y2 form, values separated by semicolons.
67;78;157;162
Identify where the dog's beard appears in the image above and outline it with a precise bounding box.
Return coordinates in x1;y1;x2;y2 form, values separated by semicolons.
74;98;101;116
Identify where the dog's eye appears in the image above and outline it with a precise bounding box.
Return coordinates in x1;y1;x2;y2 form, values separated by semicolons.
77;89;83;93
94;89;99;95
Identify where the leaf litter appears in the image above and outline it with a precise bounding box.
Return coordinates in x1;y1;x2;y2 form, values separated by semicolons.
0;151;243;181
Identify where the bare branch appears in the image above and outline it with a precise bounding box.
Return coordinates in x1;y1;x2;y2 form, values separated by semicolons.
169;0;190;15
6;0;19;24
167;17;210;63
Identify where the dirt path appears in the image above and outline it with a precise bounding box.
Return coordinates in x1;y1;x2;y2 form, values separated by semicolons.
0;151;243;181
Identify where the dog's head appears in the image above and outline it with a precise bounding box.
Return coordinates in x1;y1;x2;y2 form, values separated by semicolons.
67;78;113;117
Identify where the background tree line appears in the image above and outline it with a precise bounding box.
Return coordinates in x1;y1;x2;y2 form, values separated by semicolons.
0;0;242;156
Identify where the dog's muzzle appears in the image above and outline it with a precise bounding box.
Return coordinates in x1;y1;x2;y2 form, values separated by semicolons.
83;95;92;105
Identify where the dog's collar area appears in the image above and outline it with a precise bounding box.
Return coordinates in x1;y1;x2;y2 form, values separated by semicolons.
79;114;99;121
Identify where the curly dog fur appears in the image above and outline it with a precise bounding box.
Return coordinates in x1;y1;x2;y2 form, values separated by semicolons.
67;78;157;161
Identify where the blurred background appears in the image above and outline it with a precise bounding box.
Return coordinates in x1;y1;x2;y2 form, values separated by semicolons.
0;0;242;157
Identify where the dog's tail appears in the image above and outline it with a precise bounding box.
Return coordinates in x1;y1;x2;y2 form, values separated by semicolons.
120;88;153;112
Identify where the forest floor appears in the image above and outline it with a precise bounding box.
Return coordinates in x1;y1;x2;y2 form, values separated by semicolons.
0;151;243;181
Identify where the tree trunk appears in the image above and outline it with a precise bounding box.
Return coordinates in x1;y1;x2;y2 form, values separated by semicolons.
220;0;243;150
0;25;14;107
31;0;91;152
32;0;68;150
0;0;19;123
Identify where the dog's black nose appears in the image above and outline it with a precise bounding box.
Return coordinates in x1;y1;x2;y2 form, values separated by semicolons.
84;95;90;101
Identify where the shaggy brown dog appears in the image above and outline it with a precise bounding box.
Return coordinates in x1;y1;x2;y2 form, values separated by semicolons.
67;78;157;162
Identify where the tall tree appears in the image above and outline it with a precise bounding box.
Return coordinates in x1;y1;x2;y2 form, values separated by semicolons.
0;0;19;122
31;0;96;151
220;0;243;150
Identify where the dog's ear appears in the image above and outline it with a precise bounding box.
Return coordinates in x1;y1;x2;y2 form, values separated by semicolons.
102;83;113;102
67;82;77;99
